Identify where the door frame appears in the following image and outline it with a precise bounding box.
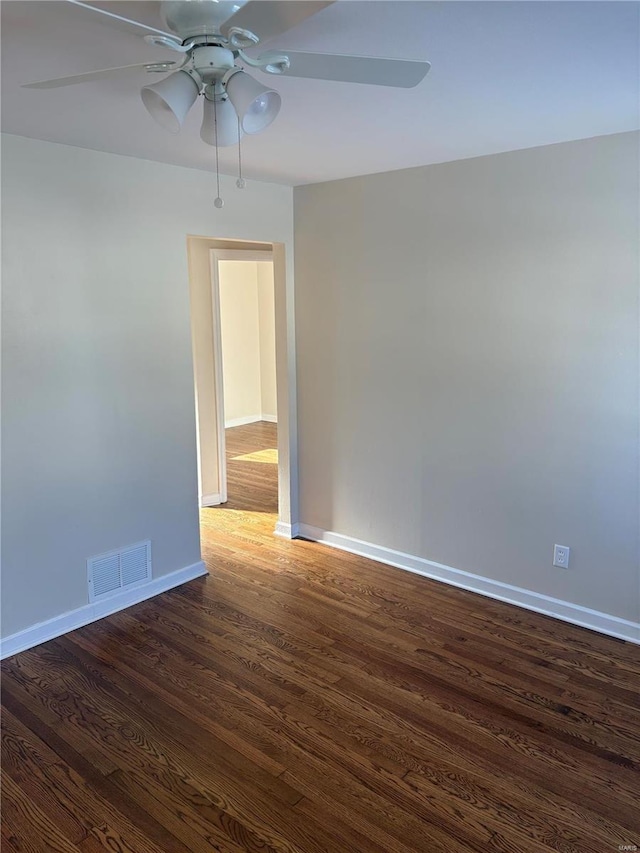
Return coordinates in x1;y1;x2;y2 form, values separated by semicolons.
208;248;275;507
188;236;297;538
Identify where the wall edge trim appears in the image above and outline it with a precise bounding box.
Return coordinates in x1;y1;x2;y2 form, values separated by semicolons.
274;522;300;540
1;561;208;659
298;525;640;645
225;415;263;428
225;415;278;428
201;493;224;507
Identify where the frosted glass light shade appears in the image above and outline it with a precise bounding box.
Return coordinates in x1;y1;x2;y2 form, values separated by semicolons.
141;71;199;133
225;71;281;134
201;97;243;147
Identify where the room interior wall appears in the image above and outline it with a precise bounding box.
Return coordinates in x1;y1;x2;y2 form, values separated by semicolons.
1;133;293;643
219;261;263;425
215;259;278;427
294;131;640;635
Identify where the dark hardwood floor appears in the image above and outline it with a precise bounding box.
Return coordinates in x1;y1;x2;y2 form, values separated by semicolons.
2;420;640;852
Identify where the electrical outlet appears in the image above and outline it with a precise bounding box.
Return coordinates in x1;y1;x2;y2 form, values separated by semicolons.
553;544;570;569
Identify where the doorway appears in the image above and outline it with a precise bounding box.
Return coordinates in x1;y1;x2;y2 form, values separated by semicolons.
212;249;277;511
187;236;297;537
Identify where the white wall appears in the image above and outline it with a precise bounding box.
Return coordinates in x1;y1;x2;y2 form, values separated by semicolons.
1;133;293;640
218;260;278;426
219;261;262;424
294;132;639;630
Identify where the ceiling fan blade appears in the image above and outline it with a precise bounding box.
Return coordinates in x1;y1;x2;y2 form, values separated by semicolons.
65;0;179;41
22;62;177;90
278;51;431;88
222;1;334;44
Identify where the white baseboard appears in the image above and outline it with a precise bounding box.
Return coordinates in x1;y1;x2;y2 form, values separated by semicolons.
274;522;300;540
298;525;640;646
225;415;277;428
225;415;262;428
200;493;223;507
0;561;208;660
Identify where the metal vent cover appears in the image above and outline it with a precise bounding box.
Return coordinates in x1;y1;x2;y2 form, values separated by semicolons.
88;540;152;603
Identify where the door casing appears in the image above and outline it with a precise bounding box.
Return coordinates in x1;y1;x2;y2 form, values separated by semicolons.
208;248;275;507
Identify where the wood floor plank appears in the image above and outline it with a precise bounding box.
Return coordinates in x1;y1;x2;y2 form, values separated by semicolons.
5;643;307;851
176;565;640;787
2;708;91;845
61;632;290;779
2;421;639;852
106;768;275;853
1;772;83;853
48;638;305;817
1;691;194;853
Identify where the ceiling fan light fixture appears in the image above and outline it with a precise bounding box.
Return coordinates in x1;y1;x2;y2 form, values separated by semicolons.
224;69;281;134
141;70;200;133
201;96;243;147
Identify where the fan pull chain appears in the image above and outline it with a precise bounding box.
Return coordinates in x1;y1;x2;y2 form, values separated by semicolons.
213;96;224;209
236;117;246;190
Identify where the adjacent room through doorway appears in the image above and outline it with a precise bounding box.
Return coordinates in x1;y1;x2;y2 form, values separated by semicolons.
188;235;297;545
188;239;287;535
217;256;279;514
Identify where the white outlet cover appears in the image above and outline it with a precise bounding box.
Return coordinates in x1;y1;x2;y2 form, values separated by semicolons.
553;544;570;568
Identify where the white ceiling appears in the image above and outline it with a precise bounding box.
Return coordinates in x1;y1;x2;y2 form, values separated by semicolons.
2;1;638;185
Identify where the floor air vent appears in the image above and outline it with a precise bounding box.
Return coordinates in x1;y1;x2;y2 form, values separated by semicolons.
88;540;152;603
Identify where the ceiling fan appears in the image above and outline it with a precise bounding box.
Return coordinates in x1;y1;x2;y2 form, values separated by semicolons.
23;0;431;148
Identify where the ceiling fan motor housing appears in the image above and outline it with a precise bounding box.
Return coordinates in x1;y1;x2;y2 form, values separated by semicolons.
160;1;247;40
191;46;235;83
